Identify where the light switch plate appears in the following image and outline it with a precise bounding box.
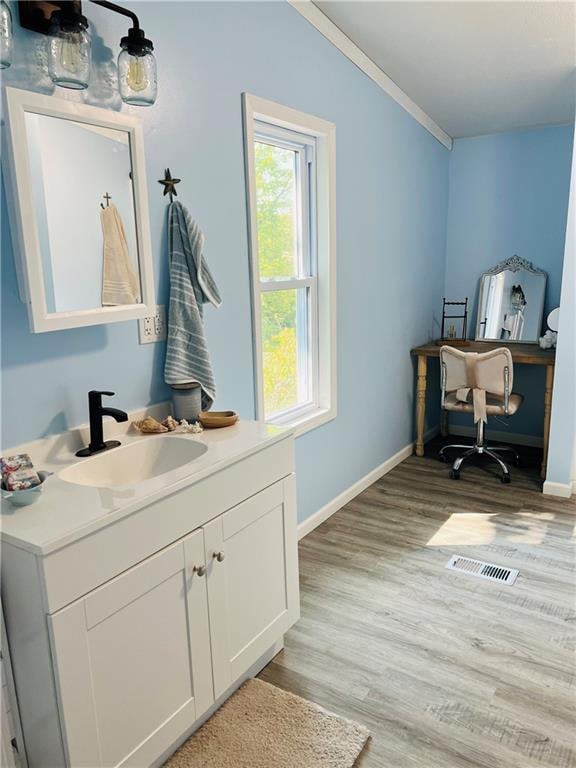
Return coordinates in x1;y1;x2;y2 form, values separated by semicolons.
138;305;167;344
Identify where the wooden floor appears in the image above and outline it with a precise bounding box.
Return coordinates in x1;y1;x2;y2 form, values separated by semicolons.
260;443;576;768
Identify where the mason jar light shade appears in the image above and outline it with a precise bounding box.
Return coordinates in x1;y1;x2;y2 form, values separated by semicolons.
118;26;157;106
118;47;157;105
0;0;13;70
48;11;91;90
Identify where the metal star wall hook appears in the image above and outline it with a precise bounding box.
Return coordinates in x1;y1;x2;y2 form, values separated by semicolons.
158;168;181;203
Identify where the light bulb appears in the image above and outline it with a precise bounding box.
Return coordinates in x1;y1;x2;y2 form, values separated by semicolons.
59;36;84;74
126;55;149;92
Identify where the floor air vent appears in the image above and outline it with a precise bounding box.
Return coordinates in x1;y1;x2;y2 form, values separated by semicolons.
446;555;518;586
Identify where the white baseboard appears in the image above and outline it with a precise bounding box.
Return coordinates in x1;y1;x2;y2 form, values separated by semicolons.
543;480;574;498
448;425;542;448
297;441;414;540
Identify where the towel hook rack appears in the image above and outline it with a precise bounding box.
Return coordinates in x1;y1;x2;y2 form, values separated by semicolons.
158;168;181;203
100;192;112;210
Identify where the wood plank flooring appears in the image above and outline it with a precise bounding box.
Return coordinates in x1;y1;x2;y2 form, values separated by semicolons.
259;445;576;767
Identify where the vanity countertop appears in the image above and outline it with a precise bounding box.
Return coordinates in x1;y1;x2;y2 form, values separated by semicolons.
0;420;293;557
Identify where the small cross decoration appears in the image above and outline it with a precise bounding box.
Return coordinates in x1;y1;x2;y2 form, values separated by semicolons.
158;168;181;203
100;192;111;209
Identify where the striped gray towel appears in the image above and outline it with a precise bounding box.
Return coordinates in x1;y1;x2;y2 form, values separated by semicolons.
164;202;222;410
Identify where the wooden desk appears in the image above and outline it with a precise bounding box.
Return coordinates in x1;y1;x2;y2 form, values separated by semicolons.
411;341;556;478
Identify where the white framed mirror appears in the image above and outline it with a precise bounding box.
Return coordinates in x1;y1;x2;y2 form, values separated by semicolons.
2;87;155;333
475;255;547;343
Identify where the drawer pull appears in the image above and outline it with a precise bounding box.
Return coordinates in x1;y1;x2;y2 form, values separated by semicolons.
193;565;206;577
213;551;225;563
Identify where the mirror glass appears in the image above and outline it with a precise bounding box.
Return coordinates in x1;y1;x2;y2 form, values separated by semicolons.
476;256;547;343
24;112;142;313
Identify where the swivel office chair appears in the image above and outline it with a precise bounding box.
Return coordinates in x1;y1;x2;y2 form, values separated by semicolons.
439;346;523;483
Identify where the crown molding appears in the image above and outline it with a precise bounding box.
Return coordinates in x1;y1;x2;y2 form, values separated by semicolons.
288;0;453;150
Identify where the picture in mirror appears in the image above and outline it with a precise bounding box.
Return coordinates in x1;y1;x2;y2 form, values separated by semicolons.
24;113;142;314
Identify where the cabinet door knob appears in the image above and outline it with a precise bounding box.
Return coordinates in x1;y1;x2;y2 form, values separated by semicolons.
193;564;206;577
213;551;225;563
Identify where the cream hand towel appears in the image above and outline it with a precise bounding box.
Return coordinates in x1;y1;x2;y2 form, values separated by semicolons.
101;204;140;306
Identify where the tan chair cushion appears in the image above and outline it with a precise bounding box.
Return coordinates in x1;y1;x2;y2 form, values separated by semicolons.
443;392;523;416
440;345;513;396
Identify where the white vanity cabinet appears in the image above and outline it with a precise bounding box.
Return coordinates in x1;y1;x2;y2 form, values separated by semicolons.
1;430;298;768
48;530;213;768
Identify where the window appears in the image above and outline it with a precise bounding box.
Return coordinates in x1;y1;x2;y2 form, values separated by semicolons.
243;95;336;435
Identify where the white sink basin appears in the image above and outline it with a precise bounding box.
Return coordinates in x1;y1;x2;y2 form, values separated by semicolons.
60;436;208;489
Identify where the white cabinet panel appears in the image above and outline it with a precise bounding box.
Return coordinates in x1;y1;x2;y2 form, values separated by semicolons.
89;573;193;766
49;531;213;767
204;477;299;698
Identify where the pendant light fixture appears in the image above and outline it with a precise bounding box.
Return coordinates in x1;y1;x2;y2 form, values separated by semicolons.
48;3;91;90
17;1;157;106
0;0;13;69
117;28;156;105
91;0;157;106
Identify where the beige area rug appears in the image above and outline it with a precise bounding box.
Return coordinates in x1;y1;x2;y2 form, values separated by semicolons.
164;678;370;768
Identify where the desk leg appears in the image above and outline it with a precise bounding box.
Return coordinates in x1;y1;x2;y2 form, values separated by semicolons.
541;363;554;479
415;354;427;457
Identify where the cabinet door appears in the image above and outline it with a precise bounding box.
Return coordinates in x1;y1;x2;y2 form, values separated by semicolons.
204;476;299;698
48;530;213;768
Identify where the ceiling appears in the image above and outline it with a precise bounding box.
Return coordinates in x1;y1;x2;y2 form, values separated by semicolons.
313;1;576;138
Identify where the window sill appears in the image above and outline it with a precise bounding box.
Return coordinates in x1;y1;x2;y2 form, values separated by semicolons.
267;406;336;438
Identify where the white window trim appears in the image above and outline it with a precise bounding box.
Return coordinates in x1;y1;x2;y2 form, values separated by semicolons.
242;93;337;437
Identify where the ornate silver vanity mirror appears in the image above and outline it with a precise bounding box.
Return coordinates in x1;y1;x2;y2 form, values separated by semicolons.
2;87;155;332
475;256;547;344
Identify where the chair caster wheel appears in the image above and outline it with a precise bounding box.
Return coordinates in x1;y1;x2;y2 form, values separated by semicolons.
501;474;511;484
449;469;460;480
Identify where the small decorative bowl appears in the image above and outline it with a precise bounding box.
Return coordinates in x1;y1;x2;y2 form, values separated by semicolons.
1;471;51;507
198;411;239;429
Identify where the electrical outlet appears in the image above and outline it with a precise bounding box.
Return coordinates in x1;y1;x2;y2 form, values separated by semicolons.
138;305;167;344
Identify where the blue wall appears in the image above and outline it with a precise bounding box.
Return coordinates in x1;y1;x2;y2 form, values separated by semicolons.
1;1;449;522
444;126;573;437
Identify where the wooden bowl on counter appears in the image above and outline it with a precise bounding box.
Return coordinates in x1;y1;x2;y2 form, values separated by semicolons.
198;411;239;429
